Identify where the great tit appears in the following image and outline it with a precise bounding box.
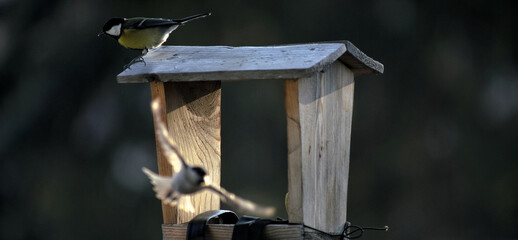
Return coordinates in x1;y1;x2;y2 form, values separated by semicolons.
142;98;275;217
99;13;211;67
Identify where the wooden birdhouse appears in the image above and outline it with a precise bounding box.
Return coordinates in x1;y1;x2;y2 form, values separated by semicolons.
117;41;384;239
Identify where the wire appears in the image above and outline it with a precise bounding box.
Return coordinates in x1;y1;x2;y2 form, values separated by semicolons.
301;221;388;239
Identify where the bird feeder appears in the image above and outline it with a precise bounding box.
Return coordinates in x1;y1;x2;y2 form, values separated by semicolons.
117;41;384;239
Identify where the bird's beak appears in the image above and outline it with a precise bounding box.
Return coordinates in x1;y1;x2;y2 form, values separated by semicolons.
97;32;105;37
203;175;211;185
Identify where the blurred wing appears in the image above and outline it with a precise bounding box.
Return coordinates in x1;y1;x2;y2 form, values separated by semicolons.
142;167;195;214
142;167;178;204
204;183;275;217
151;98;186;173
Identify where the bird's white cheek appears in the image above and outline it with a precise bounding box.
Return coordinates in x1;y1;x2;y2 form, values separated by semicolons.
106;24;121;36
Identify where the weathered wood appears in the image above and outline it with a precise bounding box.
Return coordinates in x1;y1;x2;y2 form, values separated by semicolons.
117;42;383;83
118;43;343;83
285;61;354;234
162;224;345;239
120;41;384;237
162;224;304;240
150;81;222;224
285;79;303;223
149;81;176;223
337;41;384;75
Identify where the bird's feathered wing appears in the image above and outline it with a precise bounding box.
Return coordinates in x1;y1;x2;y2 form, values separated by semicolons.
124;13;211;29
142;167;176;204
124;18;179;29
204;178;275;217
142;167;196;213
151;99;185;173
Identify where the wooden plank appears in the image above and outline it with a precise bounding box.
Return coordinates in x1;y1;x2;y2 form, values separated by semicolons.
285;61;354;234
155;81;222;223
339;41;384;75
162;224;304;240
149;81;176;224
284;79;303;224
117;43;347;83
303;228;343;240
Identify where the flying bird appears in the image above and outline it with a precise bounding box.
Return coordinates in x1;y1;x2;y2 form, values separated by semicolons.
142;98;275;217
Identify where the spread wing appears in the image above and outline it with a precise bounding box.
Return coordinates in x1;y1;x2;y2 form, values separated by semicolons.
151;98;186;173
203;180;275;217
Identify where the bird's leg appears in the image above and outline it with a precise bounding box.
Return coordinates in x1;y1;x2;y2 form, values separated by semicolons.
123;48;149;70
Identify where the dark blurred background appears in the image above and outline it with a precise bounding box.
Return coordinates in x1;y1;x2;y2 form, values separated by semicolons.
1;0;517;239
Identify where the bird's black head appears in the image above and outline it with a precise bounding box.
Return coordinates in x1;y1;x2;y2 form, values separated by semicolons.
99;17;125;38
191;167;207;184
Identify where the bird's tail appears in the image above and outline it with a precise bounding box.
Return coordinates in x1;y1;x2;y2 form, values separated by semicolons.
175;12;211;24
142;167;176;203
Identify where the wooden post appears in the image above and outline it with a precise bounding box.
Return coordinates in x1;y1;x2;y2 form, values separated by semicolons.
149;81;221;224
117;41;383;238
285;61;354;234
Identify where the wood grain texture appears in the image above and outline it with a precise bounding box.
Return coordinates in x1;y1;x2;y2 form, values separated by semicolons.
285;79;303;223
163;224;304;240
285;61;354;234
162;224;345;239
150;81;222;224
117;42;382;83
149;81;176;224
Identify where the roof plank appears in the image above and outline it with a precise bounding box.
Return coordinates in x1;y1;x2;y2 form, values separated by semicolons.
117;41;383;83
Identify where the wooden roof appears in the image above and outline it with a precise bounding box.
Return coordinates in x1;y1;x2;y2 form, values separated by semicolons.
117;41;383;83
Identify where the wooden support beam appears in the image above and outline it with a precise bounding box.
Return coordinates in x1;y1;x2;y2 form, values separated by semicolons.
285;61;355;234
149;81;176;223
149;81;222;224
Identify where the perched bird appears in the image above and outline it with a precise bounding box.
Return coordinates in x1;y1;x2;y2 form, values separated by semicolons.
142;98;275;217
99;13;211;68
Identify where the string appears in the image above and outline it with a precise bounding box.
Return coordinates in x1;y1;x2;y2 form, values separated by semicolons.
291;220;388;239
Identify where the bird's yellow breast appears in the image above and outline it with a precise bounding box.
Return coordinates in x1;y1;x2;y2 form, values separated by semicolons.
118;27;172;50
